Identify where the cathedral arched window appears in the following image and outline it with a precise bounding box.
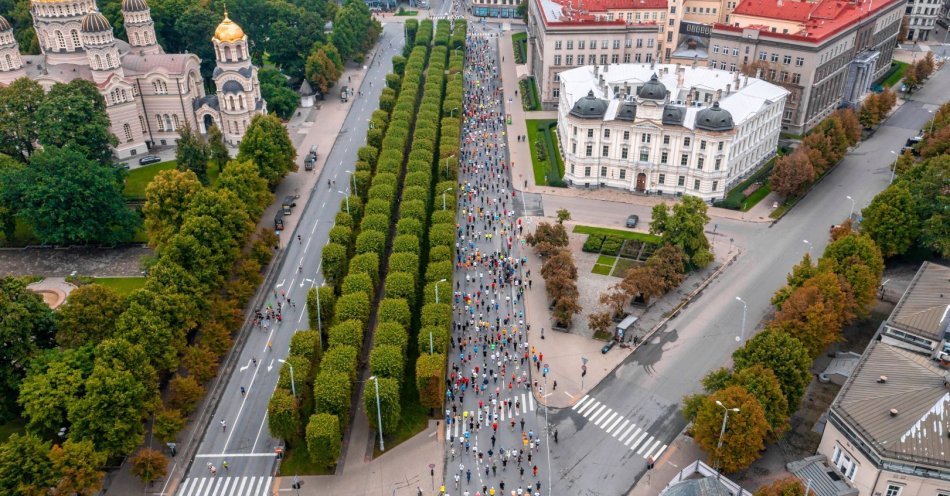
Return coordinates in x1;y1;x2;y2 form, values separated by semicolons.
56;31;65;49
156;114;163;131
106;53;114;68
145;32;152;44
173;114;179;129
2;55;9;70
94;54;101;69
134;32;141;46
139;116;146;134
123;123;133;142
224;46;232;62
164;114;172;131
71;30;80;49
239;95;245;110
228;96;235;111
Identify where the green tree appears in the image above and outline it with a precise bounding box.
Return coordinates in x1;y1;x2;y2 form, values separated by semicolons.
130;448;167;486
236;114;296;187
369;345;405;384
114;299;182;373
258;68;298;120
305;43;343;94
821;233;884;280
555;208;571;224
142;169;202;247
153;408;185;443
0;277;56;420
175;123;210;185
35;80;117;163
691;386;770;473
216;159;272;219
416;353;445;409
331;0;378;62
732;330;811;410
649;195;713;268
47;439;106;495
860;184;919;258
68;363;149;458
267;388;300;442
0;432;55;495
18;347;92;436
166;374;203;414
19;147;137;245
364;376;401;434
0;78;44;161
55;284;125;348
719;365;789;438
207;124;230;172
306;413;341;468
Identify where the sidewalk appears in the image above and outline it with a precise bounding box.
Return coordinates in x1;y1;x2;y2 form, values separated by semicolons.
496;34;773;224
276;420;445;495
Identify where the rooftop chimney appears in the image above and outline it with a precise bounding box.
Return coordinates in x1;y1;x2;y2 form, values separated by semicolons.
890;409;899;417
726;83;731;95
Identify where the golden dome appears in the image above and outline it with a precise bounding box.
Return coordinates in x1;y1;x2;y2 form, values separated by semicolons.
213;11;245;43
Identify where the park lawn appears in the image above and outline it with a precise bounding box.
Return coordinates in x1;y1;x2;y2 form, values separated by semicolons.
512;32;527;64
0;417;25;443
611;257;640;277
741;184;772;211
526;119;562;185
395;9;418;15
882;61;909;88
591;264;613;276
596;255;616;265
123;160;177;199
573;225;661;244
279;443;335;476
93;277;147;296
549;130;564;178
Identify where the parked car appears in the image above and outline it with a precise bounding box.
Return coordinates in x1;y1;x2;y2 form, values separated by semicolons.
625;214;639;228
138;155;162;165
601;339;617;354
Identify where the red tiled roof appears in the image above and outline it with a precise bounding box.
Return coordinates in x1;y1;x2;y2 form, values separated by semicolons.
721;0;900;41
536;0;666;25
576;0;668;12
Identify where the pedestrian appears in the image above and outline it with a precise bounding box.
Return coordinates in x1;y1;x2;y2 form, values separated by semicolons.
220;419;226;432
240;386;246;396
554;428;558;443
222;460;229;471
553;380;557;391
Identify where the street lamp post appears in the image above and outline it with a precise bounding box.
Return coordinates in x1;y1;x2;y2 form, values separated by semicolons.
338;190;349;214
442;188;453;210
846;195;855;220
277;359;297;397
802;239;812;256
370;376;385;451
315;283;322;334
450;107;459;118
435;278;447;304
349;170;358;196
444;154;456;178
714;400;740;479
735;296;747;342
889;150;898;184
928;109;936;135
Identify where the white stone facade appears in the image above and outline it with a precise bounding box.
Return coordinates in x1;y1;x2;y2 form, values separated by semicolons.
557;63;788;201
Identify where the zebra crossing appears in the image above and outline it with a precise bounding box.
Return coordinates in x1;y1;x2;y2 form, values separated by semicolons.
445;391;536;439
572;395;668;461
176;476;272;496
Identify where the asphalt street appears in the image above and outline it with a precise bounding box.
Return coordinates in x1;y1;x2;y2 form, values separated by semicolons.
545;69;950;495
441;27;553;496
172;23;405;496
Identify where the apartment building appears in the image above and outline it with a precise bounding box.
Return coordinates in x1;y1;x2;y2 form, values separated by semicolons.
904;0;941;40
556;63;788;201
526;0;666;106
705;0;904;134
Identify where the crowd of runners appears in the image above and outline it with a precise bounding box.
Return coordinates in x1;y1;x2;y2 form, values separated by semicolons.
438;25;550;496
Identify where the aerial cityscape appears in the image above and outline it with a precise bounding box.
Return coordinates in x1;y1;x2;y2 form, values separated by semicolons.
0;0;946;495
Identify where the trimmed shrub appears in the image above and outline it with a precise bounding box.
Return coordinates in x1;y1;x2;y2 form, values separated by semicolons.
372;172;398;188
360;213;390;234
400;199;427;222
364;377;401;433
328;319;364;353
418;325;450;354
402;185;429;204
356;230;386;257
349;253;380;286
313;369;351;422
368;184;395;205
342;272;374;295
321;346;358;383
404;171;431;189
428;245;452;263
421;303;452;328
428;224;455;248
328;225;352;247
278;355;311;393
423;279;452;305
581;234;605;253
335;292;370;325
365;199;392;217
334;211;354;228
306;413;341;468
385;272;416;304
370;345;405;384
396;217;423;238
321;243;348;283
379;298;411;328
600;236;623;255
357;146;378;168
289;330;321;365
416;353;446;409
392;234;421;254
389;252;419;274
375;322;409;354
268;388;300;442
430;210;455;225
425;260;453;283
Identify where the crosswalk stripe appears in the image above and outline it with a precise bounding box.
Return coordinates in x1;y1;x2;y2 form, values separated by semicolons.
652;444;669;460
637;436;655;455
618;424;638;444
527;392;534;411
605;416;625;435
194;478;207;495
263;477;272;495
586;403;606;421
588;405;608;424
596;411;617;429
643;439;662;459
628;430;648;449
206;478;219;496
250;477;263;496
572;395;591;410
219;478;231;495
236;477;248;495
578;399;600;416
177;479;193;495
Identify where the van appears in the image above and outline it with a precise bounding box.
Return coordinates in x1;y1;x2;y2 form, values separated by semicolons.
305;144;318;170
341;86;349;102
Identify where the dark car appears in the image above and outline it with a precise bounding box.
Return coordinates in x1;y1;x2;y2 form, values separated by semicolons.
138;155;162;165
625;214;639;228
601;339;617;354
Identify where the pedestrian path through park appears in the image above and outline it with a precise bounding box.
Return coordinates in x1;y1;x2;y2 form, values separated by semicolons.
571;395;668;461
175;475;272;496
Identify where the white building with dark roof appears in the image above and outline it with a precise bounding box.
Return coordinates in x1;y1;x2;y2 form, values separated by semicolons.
556;63;787;201
0;0;265;158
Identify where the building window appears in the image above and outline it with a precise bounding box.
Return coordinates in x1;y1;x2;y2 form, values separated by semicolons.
678;175;685;186
602;145;609;157
732;47;739;56
712;180;718;191
584;166;591;177
758;50;767;61
661;151;668;163
123;123;133;142
768;69;776;79
770;52;779;62
783;55;792;64
641;133;651;143
795;56;804;66
70;30;80;48
658;173;665;184
604;128;610;139
683;137;691;147
700;140;706;150
600;54;608;65
572;142;577;153
713;44;719;53
663;135;670;145
715;158;721;170
566;55;573;65
613;40;620;49
554;55;561;65
717;141;724;151
156;114;163;131
578;40;585;49
601;39;608;49
697;156;704;169
680;154;689;166
588;54;597;64
621;146;628;159
623;130;630;140
619;169;626;179
792;73;801;84
585;144;593;156
640;148;649;161
611;54;619;64
623;53;631;63
600;166;607;176
693;179;700;190
780;71;788;81
884;485;902;496
554;41;562;50
139;115;146;134
56;31;65;49
587;129;594;138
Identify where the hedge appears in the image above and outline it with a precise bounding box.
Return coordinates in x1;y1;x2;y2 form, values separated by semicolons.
306;413;341;468
307;286;336;332
342;272;374;296
335;292;371;326
418;325;450;355
416;353;445;409
399;199;427;222
581;234;605;253
365;198;392;217
375;322;409;354
328;319;364;353
328;225;353;247
313;369;352;422
370;344;405;384
349;253;380;286
320;346;358;383
423;280;453;305
428;224;455;248
396;217;423;238
425;260;453;283
430;209;454;225
289;330;321;366
321;243;348;283
355;230;386;257
389;252;419;274
428;245;452;263
378;298;411;328
278;355;311;393
267;388;300;442
334;211;354;228
357;146;378;168
421;303;452;328
392;234;421;254
384;272;416;304
364;376;401;433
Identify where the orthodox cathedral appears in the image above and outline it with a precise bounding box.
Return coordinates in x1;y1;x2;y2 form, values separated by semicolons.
0;0;266;158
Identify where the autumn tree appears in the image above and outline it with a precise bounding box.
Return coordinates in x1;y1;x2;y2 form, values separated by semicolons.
599;286;629;318
646;244;687;290
306;43;343;94
650;195;713;268
903;62;920;92
860;184;919;257
859;92;882;128
770;148;815;197
691;386;770;472
526;221;569;257
801;132;833;175
48;439;106;495
130;448;167;486
770;253;818;308
754;477;806;496
770;271;854;358
588;311;613;338
835;108;861;145
620;266;666;305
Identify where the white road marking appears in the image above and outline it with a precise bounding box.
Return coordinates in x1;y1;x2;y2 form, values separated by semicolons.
618;424;638;444
577;399;600;416
589;406;610;425
636;436;655;455
572;395;590;410
606;417;626;436
652;444;669;460
644;439;663;458
596;411;618;429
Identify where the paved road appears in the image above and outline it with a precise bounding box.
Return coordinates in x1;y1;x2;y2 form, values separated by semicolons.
545;69;949;495
173;23;405;496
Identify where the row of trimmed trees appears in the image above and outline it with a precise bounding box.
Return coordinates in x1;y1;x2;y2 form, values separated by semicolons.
683;227;884;473
526;222;581;327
